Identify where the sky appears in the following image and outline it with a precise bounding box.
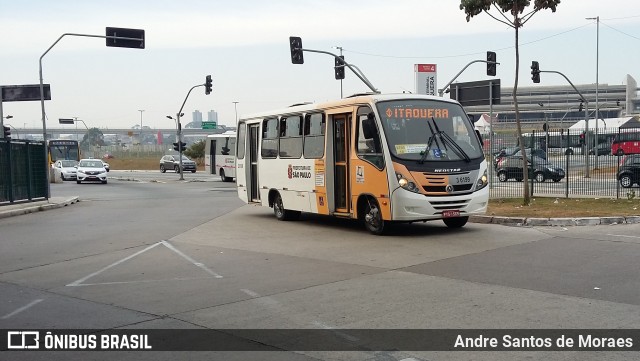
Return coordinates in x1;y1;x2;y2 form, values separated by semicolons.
0;0;639;131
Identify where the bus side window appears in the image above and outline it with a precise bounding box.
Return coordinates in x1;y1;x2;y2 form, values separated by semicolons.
356;108;384;170
303;113;325;159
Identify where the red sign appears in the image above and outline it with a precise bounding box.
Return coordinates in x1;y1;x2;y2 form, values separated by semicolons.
416;64;436;72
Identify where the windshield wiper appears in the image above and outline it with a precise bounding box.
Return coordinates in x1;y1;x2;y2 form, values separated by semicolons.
419;119;442;164
431;118;471;162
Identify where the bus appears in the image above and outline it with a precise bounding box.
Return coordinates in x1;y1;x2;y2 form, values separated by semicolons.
204;131;236;182
235;93;489;234
47;139;80;165
611;129;640;156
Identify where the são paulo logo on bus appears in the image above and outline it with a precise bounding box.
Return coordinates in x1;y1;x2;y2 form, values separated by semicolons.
288;164;312;179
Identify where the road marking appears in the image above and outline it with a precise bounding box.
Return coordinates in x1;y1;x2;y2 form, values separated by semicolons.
241;289;261;298
1;299;43;319
606;234;640;239
161;240;223;278
66;240;222;287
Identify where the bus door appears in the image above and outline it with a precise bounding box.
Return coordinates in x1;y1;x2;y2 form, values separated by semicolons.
209;139;216;174
248;124;260;202
332;114;351;214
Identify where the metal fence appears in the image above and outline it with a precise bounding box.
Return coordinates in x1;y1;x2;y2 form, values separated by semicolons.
0;139;47;204
484;126;640;199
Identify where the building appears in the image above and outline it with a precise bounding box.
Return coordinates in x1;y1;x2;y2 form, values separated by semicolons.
463;74;639;127
207;110;218;122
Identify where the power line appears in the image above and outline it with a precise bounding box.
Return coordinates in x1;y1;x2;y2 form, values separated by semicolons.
600;21;640;41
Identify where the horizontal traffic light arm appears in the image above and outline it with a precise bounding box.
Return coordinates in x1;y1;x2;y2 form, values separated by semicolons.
538;69;588;105
293;47;379;93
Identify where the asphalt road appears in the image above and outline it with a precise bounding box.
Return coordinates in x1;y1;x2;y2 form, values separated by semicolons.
1;174;639;361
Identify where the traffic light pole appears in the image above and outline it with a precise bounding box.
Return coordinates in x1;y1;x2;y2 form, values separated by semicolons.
438;59;499;97
539;70;590;178
39;31;144;199
299;48;379;94
175;83;205;180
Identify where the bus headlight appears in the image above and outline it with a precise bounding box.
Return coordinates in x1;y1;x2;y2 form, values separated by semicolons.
475;170;488;190
396;172;420;193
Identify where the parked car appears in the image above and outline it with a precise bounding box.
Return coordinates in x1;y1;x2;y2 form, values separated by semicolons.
617;154;640;188
76;159;108;184
493;147;546;170
160;154;197;173
496;155;565;183
588;143;611;156
53;160;78;181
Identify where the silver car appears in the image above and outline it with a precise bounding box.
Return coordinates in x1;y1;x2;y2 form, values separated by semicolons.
53;160;78;181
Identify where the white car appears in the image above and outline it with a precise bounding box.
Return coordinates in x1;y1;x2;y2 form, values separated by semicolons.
53;160;78;181
102;161;110;172
76;159;108;184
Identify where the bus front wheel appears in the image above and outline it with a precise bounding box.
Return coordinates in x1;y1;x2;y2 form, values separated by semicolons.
273;192;300;221
363;198;385;235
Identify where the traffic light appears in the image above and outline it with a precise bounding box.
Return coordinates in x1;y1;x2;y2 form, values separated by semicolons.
173;141;187;152
334;55;345;80
179;142;187;152
486;51;496;76
173;142;180;152
579;101;584;112
2;125;10;139
205;75;212;95
289;36;304;64
531;61;540;83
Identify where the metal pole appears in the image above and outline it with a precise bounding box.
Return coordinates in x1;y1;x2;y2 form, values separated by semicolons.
489;81;494;189
233;101;239;124
177;114;183;180
138;109;144;143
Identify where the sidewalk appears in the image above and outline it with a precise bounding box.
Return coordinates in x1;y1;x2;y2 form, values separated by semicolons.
0;196;80;219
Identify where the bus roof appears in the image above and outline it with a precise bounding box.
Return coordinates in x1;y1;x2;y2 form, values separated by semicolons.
239;93;461;121
206;130;236;138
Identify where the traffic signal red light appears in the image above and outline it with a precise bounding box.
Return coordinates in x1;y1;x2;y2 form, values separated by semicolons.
205;75;212;95
2;125;10;139
486;51;496;76
334;55;345;80
531;61;540;83
289;36;304;64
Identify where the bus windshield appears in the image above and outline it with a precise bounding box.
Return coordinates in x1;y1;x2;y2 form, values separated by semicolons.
376;99;483;161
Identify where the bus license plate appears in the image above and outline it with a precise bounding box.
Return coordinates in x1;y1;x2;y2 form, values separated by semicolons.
442;210;460;218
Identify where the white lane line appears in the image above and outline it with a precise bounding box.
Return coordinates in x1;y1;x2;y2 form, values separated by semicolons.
161;240;223;278
1;299;43;319
241;289;261;298
607;234;640;239
66;242;163;286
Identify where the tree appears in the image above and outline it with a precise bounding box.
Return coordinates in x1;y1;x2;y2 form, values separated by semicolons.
81;127;105;148
184;139;205;165
460;0;561;205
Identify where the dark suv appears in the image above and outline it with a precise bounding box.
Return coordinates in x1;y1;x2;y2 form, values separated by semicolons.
160;154;197;173
496;155;565;183
493;147;546;170
617;154;640;188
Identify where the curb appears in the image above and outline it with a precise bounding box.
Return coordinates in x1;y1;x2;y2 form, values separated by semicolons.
0;196;80;219
470;215;639;227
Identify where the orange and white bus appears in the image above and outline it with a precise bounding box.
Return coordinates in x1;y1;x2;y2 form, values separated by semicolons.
204;131;236;182
235;93;489;234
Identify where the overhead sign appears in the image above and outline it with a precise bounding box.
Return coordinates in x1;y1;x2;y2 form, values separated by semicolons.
1;84;51;102
105;27;145;49
202;121;217;129
449;79;501;107
414;64;437;96
59;118;75;124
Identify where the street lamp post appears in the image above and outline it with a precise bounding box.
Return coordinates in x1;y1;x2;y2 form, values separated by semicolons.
587;16;600;169
232;101;239;124
138;109;145;144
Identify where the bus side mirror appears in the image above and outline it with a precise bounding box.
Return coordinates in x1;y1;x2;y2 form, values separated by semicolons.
475;129;483;144
362;115;376;139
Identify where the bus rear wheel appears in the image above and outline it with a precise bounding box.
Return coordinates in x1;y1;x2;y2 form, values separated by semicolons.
273;192;300;221
363;198;385;235
220;169;231;182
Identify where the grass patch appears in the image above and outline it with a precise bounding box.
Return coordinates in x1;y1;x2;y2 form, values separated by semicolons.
488;197;640;218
